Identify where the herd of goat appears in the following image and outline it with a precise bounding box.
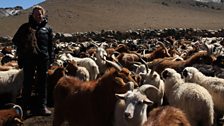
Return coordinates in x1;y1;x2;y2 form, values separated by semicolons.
0;33;223;126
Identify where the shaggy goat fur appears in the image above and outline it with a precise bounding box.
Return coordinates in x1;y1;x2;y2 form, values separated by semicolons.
144;106;191;126
53;67;138;126
114;85;157;126
0;69;23;103
161;68;214;126
183;66;224;114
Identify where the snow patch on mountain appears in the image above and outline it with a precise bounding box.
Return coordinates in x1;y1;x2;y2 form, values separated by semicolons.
0;6;23;18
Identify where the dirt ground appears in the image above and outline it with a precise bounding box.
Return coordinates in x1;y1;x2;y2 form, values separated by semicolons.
23;108;55;126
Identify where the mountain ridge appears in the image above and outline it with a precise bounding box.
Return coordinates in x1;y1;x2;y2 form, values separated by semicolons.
0;6;23;18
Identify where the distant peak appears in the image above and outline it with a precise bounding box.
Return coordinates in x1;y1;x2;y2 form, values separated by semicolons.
0;6;23;10
0;6;23;18
195;0;221;3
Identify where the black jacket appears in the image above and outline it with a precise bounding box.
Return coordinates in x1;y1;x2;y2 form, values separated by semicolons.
12;15;55;61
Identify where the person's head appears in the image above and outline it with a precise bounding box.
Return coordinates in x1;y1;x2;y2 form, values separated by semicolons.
31;5;46;24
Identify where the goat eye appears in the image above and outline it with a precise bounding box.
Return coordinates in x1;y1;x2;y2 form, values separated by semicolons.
182;70;188;77
126;99;132;103
162;70;169;79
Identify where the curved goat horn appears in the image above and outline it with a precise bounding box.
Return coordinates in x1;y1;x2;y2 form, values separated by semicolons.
139;84;159;95
105;59;122;71
13;104;23;119
111;53;123;67
147;58;166;77
149;65;155;78
157;41;171;57
14;117;23;124
89;39;99;48
133;52;149;74
204;42;213;55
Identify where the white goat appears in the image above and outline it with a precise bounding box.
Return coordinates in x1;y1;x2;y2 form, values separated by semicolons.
52;59;65;67
114;84;158;126
0;69;24;102
66;60;90;81
182;66;224;115
59;53;100;80
89;40;108;75
161;68;214;126
75;66;90;81
140;69;164;106
94;47;108;75
133;64;147;74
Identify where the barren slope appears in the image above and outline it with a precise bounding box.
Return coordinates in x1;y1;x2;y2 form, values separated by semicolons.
0;0;224;36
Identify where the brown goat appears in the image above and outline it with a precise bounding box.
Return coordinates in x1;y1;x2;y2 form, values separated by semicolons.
116;52;140;70
47;66;66;107
147;51;215;74
53;62;138;126
144;106;191;126
0;104;23;126
2;61;18;68
142;42;171;61
106;44;129;54
0;66;13;71
0;110;22;126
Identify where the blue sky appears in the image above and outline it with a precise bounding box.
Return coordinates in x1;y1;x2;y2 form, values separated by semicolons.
0;0;45;9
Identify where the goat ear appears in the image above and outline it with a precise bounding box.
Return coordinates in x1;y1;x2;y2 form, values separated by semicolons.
139;84;159;100
114;77;126;86
126;81;135;91
182;69;188;78
133;63;139;68
143;98;154;105
14;117;23;125
182;69;193;79
106;60;122;71
115;93;126;99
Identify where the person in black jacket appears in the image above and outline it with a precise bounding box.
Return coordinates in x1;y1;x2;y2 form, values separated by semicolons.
12;5;54;117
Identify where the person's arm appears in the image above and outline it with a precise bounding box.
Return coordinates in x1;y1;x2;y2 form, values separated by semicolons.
12;23;27;47
12;23;28;69
47;27;55;64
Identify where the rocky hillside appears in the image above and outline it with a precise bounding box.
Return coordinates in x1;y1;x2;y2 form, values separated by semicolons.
0;0;224;36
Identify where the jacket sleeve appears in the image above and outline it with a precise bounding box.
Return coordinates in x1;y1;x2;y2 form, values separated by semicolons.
12;23;28;68
12;23;28;47
47;27;55;63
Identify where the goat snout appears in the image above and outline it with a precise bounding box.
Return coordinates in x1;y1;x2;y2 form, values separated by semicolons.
124;103;134;119
124;112;131;119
